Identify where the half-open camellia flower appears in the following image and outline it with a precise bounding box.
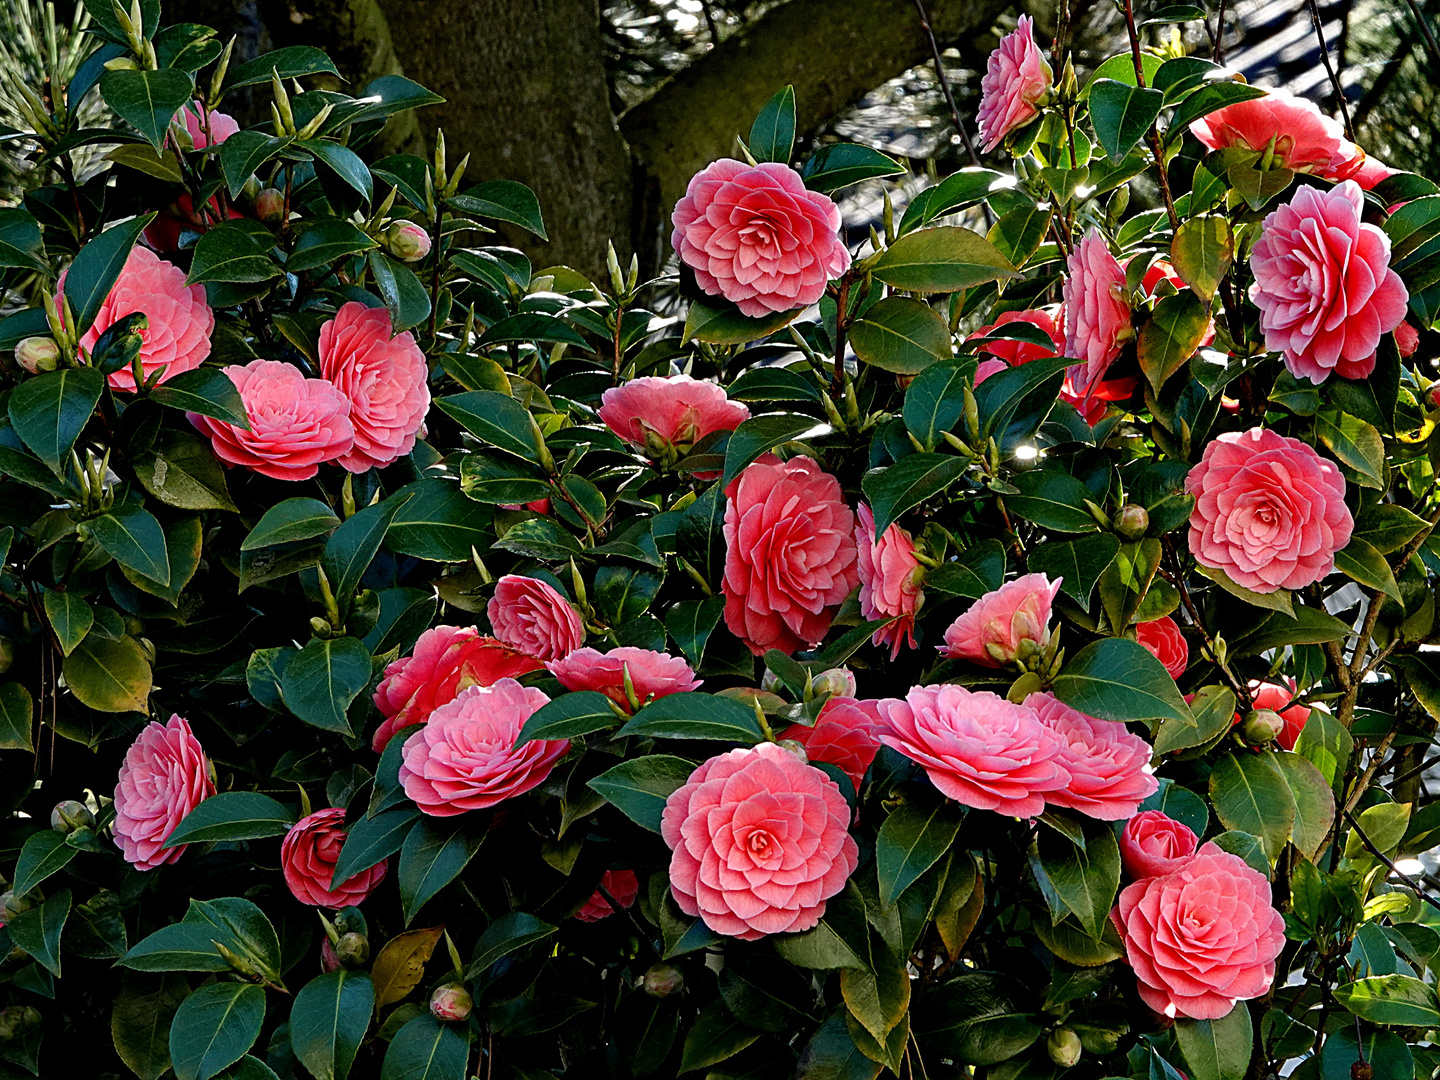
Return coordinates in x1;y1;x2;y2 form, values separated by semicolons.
1135;616;1188;679
1189;87;1364;180
281;808;388;908
976;15;1052;152
1063;229;1131;399
780;696;887;792
598;374;749;465
1120;810;1199;879
660;742;858;940
113;714;215;871
547;647;700;712
487;575;584;661
855;504;924;659
969;307;1125;425
939;573;1061;668
1025;692;1157;820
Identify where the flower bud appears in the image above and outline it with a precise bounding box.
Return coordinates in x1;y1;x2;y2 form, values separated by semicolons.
760;670;783;694
14;337;59;374
429;982;473;1022
386;220;432;263
809;668;856;700
1240;709;1285;746
1114;504;1150;540
333;906;368;937
642;962;684;998
1047;1028;1082;1068
253;188;286;223
320;936;341;974
336;931;370;967
778;739;809;763
0;891;34;924
50;800;94;834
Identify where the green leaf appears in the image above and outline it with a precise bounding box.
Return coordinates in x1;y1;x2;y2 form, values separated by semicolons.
1051;637;1190;724
331;808;419;887
398;818;483;925
1354;504;1430;555
794;1014;884;1080
170;982;266;1080
0;683;34;752
436;390;541;462
323;495;411;612
164;791;296;847
898;168;1014;234
133;428;237;512
303;140;373;201
43;589;92;656
664;596;725;666
225;46;340;88
1334;975;1440;1026
280;637;372;735
62;634;151;713
848;297;951;375
875;802;964;907
12;829;78;896
183;897;283;984
517;690;618;744
1174;1006;1252;1080
65;215;153;336
748;85;796;164
1089;80;1164;161
1167;81;1269;136
1196;564;1296;616
1153;684;1234;756
679;1000;761;1074
1004;469;1101;533
1031;823;1121;939
0;209;46;272
242;498;340;551
682;300;798;344
151;366;250;429
903;360;969;450
111;971;190;1080
1169;215;1233;300
617;691;765;743
1209;751;1294;861
721;412;826;487
774;882;871;970
1229;604;1353;658
387;478;493;563
458;454;550;504
800;143;904;192
288;219;378;273
219;131;291;198
8;888;69;976
974;355;1069;439
100;68;194;150
477;312;588;349
986;203;1052;268
861;453;967;536
187;223;281;285
8;365;104;474
1295;710;1354;789
587;755;696;832
1026;534;1120;604
449;180;547;239
1316;408;1385;489
926;540;1005;598
290;971;373;1080
912;972;1044;1066
1335;536;1401;601
119;924;232;972
1137;290;1211;391
1274;751;1335;861
379;1015;468;1080
90;502;171;587
870;226;1017;294
468;912;558;977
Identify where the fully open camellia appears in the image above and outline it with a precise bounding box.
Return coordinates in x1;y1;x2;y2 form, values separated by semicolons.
487;575;584;661
1112;841;1286;1019
113;715;215;871
939;573;1061;668
722;455;858;655
1189;87;1365;180
1063;229;1131;399
1135;616;1188;679
1120;810;1199;879
1026;693;1157;820
398;679;569;816
855;504;924;659
661;742;858;940
575;869;640;922
976;15;1052;152
1185;427;1353;593
547;646;699;711
281;807;389;908
780;696;887;791
671;159;851;317
598;374;750;466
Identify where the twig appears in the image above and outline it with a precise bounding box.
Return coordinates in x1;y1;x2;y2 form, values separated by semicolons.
1305;0;1354;138
1213;0;1228;62
1343;806;1440;913
1317;728;1398;855
910;0;981;168
1403;0;1440;69
1120;0;1180;228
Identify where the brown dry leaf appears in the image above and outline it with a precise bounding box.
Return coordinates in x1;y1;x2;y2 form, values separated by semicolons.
371;925;444;1012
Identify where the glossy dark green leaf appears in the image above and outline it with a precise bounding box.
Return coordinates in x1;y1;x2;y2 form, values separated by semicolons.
119;923;232;972
468;912;558;977
617;691;765;743
587;755;697;832
8;888;69;976
91;502;171;587
379;1015;467;1080
134;430;238;512
43;588;92;656
848;296;951;375
12;829;78;896
477;312;587;349
0;683;34;752
1089;79;1164;161
517;690;619;744
861;453;967;536
226;46;340;88
748;85;797;164
722;412;827;486
1167;81;1269;135
290;970;373;1080
219;131;291;198
898;168;1013;234
288;220;378;273
679;1000;760;1073
188;223;281;286
112;971;190;1080
911;972;1044;1065
1004;469;1100;533
926;540;1006;598
322;495;411;611
1030;823;1120;939
279;637;372;734
0;208;46;272
164;791;296;847
1026;533;1120;604
1334;975;1440;1026
1137;290;1211;391
1051;637;1190;724
664;596;726;666
436;390;541;461
8;366;105;474
386;478;493;563
871;226;1017;293
1209;751;1294;861
875;802;964;906
242;498;340;551
331;807;420;888
150;366;250;428
100;68;194;150
800;143;904;192
183;897;283;983
683;300;799;344
449;180;547;239
170;982;266;1080
398;818;483;925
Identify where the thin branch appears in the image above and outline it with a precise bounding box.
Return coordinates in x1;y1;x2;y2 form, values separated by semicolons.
1213;0;1228;62
1306;0;1354;138
910;0;981;168
1120;0;1180;228
1403;0;1440;69
1343;806;1440;914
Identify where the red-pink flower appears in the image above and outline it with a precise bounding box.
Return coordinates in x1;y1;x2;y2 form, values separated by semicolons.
281;808;388;908
1025;693;1157;821
1064;229;1131;399
1185;427;1353;592
372;626;544;751
75;246;215;391
318;301;431;472
182;104;240;148
660;742;858;940
969;307;1121;424
780;696;887;792
1249;181;1408;384
143;192;246;253
1121;810;1199;879
398;679;568;816
1136;617;1188;679
189;360;354;481
546;647;700;712
598;375;749;463
575;870;639;922
1246;681;1312;752
1112;842;1285;1019
1352;156;1397;192
977;15;1052;152
974;358;1010;385
671;159;850;317
487;575;584;661
1396;320;1419;358
855;504;924;659
939;573;1061;668
878;685;1067;817
1189;87;1364;180
722;455;858;655
113;714;215;870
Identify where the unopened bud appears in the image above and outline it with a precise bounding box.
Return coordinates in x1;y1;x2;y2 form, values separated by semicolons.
642;962;684;998
336;931;369;967
1047;1028;1082;1068
50;800;94;834
809;668;856;700
429;982;473;1022
240;174;262;202
253;188;285;223
14;337;59;374
386;220;432;262
760;670;783;694
0;891;34;925
1114;504;1149;540
778;739;809;763
320;936;341;973
1240;709;1285;746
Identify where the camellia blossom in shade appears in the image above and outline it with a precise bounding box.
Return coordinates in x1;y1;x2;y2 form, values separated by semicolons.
189;360;354;481
722;455;858;655
546;647;700;712
575;870;640;922
855;504;924;659
318;301;432;472
1184;427;1353;593
75;246;215;391
780;696;887;792
1121;810;1199;879
877;685;1067;818
487;575;584;662
660;742;858;940
398;680;568;816
281;808;389;908
671;159;851;317
1112;841;1286;1019
371;626;543;751
1243;681;1312;751
1189;87;1364;180
976;15;1052;152
598;374;750;463
1135;616;1188;679
1025;692;1157;820
182;104;240;148
939;573;1062;668
1063;229;1131;399
112;714;216;870
969;307;1123;425
1249;181;1408;383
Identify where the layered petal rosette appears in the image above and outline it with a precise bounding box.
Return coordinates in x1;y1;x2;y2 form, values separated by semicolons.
113;714;215;870
1120;810;1199;879
1135;616;1188;679
487;575;584;661
1025;692;1157;820
546;647;699;712
598;374;749;463
939;573;1061;668
855;504;924;659
977;15;1052;152
1063;229;1131;399
281;808;388;908
780;696;887;792
1189;87;1365;180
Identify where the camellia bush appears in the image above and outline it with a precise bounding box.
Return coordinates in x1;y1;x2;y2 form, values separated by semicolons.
2;0;1440;1078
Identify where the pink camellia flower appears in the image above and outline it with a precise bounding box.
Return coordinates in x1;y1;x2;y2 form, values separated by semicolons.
385;221;431;263
939;573;1062;668
1241;681;1312;752
1121;810;1199;879
1249;180;1408;384
661;742;858;940
143;192;247;253
487;575;584;662
878;685;1068;817
977;15;1052;153
398;679;568;816
1064;230;1131;400
1112;841;1285;1019
317;302;431;472
182;104;240;148
1025;693;1157;821
371;626;544;752
598;374;750;464
855;504;924;659
1395;321;1419;358
575;869;640;922
1185;427;1353;593
969;307;1124;425
1189;87;1364;180
281;808;389;908
74;246;215;391
1135;616;1188;679
974;357;1010;385
671;159;851;317
722;455;858;655
188;360;354;481
780;696;887;792
113;714;216;871
1352;156;1397;192
547;647;700;712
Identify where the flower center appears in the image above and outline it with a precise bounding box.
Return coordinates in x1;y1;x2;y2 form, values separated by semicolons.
738;216;781;258
746;829;776;859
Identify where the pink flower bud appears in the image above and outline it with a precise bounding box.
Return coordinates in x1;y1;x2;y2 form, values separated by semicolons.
253;188;286;223
642;963;685;998
1239;709;1285;746
50;800;94;833
809;668;857;699
429;982;473;1022
14;337;59;373
386;221;432;262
